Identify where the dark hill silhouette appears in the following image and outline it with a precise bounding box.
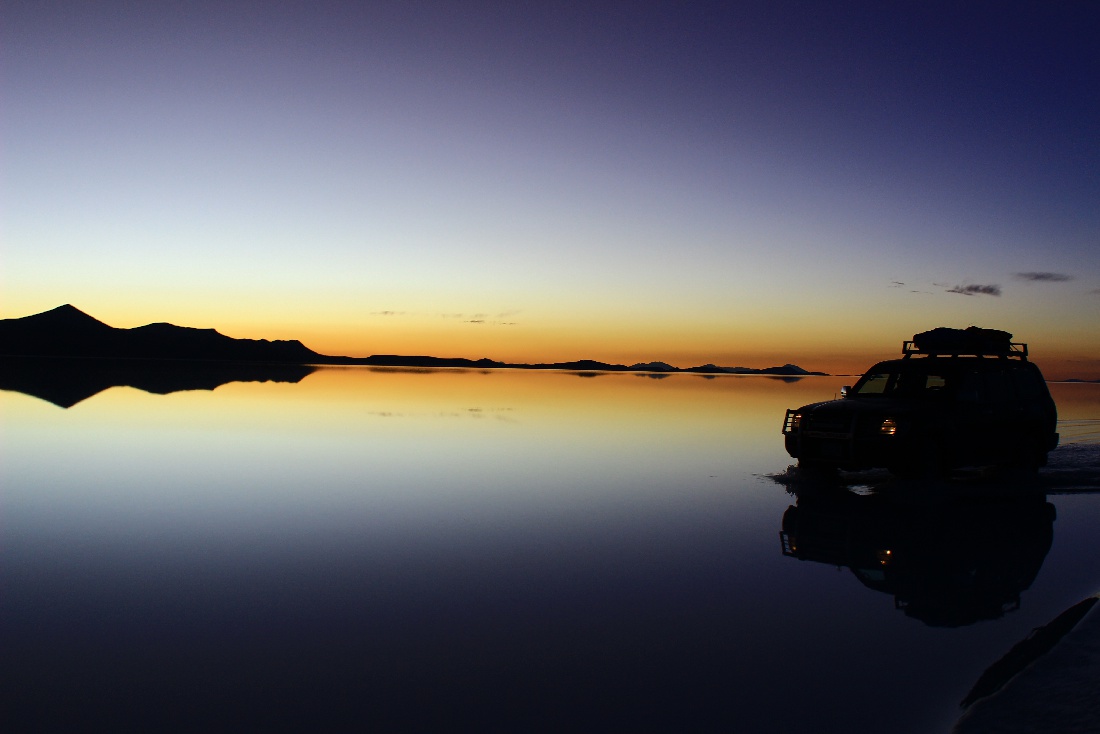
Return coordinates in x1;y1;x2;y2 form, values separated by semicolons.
0;305;826;376
530;359;630;372
347;355;637;372
1;304;116;356
0;305;320;363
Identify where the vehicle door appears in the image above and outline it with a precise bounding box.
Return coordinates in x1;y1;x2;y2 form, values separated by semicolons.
952;369;1015;463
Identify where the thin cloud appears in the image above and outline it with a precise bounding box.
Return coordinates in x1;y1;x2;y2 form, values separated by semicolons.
465;319;517;326
891;279;932;294
442;309;519;319
947;284;1002;297
373;309;520;323
1015;272;1073;282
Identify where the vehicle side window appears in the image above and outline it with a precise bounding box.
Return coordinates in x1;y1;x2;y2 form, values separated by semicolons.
924;374;947;392
857;373;891;395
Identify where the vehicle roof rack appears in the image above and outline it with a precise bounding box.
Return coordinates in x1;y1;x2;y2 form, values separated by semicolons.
902;327;1028;360
902;340;1028;359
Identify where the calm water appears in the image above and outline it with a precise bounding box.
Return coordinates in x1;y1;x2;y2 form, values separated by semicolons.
3;367;1099;731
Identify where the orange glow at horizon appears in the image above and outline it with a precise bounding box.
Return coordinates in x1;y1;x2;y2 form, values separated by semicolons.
2;296;1096;382
285;326;1098;382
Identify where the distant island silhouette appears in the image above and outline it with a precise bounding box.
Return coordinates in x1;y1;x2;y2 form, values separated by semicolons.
1;304;827;377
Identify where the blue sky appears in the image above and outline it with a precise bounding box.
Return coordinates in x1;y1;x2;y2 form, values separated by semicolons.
4;1;1098;376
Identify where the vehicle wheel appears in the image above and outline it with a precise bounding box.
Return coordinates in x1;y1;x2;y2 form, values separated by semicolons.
1005;448;1045;476
1025;432;1050;470
797;460;839;479
893;441;945;480
1001;434;1046;475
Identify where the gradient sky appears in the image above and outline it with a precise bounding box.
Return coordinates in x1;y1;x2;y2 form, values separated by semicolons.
4;1;1098;378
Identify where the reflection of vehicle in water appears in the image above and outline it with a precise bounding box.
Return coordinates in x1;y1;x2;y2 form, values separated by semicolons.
779;489;1055;626
781;328;1059;476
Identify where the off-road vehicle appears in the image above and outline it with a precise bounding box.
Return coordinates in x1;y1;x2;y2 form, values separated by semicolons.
782;328;1058;476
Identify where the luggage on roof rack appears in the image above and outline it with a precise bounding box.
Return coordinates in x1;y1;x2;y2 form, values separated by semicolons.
905;327;1027;358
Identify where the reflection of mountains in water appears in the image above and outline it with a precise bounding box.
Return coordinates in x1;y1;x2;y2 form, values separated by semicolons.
0;356;316;408
780;489;1055;627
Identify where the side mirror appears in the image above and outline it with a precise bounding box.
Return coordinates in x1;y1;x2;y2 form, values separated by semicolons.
840;385;851;397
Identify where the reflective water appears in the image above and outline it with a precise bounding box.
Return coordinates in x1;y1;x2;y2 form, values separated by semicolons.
3;367;1099;731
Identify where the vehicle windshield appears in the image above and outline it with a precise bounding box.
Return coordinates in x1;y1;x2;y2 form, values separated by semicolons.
851;369;949;399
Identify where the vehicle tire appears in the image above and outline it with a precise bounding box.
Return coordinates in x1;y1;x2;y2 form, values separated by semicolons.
1001;434;1046;475
1006;448;1045;476
922;442;946;479
797;459;839;479
892;440;945;480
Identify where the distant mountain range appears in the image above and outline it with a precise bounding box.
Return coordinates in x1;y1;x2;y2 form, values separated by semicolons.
0;305;827;376
0;304;319;362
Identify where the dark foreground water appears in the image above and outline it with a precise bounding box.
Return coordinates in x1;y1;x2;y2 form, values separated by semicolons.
3;366;1099;732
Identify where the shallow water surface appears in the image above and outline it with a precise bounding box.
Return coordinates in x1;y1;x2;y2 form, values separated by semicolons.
3;368;1099;731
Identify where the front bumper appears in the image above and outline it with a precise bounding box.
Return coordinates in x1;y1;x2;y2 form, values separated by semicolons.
782;408;908;469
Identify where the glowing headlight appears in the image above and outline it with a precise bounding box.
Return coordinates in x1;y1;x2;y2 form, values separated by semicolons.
879;418;898;435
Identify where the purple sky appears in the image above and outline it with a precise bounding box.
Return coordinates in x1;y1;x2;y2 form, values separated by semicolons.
4;1;1098;375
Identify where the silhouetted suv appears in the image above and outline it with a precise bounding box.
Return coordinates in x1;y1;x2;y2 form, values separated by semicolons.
782;328;1059;477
